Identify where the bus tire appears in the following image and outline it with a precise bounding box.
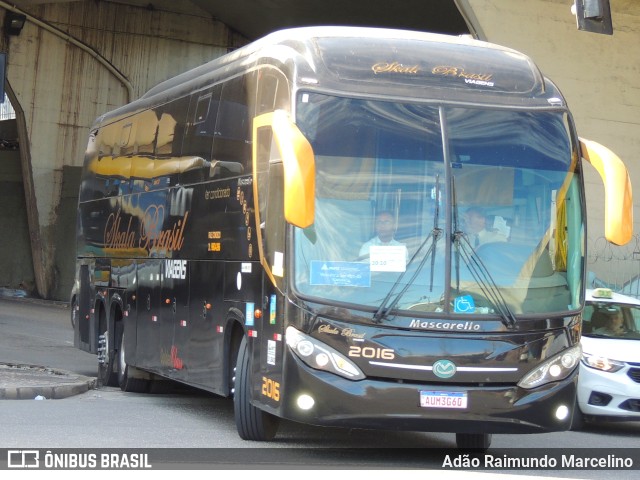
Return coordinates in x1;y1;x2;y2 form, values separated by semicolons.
97;309;118;387
233;336;279;441
455;432;492;450
117;327;149;393
70;296;78;330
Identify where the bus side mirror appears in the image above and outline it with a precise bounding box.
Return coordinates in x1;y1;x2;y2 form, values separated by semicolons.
580;137;633;245
271;110;316;228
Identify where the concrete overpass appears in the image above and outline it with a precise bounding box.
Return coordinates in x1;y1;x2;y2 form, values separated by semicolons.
0;0;638;300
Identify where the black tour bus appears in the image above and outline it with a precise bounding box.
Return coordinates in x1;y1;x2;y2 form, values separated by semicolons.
72;26;633;449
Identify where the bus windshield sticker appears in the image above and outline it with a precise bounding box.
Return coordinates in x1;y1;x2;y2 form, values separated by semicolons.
369;245;407;272
310;261;371;287
454;295;476;313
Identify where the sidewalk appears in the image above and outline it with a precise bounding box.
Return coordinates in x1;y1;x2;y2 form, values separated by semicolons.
0;362;96;400
0;289;95;399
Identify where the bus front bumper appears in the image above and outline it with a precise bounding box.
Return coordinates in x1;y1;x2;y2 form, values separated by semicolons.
273;351;577;434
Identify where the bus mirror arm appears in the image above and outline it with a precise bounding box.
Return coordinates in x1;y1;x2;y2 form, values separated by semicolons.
579;137;633;246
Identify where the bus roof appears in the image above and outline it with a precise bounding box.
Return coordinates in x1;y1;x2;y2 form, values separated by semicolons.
100;26;565;124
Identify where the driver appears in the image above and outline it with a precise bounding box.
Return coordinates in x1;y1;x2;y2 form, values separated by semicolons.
463;207;508;247
359;210;405;258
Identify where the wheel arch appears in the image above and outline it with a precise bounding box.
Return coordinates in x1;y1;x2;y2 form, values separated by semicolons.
109;293;125;355
224;307;247;397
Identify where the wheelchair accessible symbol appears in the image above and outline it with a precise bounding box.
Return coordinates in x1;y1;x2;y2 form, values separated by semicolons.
454;295;475;313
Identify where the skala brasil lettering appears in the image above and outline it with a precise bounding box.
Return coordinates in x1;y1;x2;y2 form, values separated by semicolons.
104;205;188;253
432;65;494;84
372;62;420;74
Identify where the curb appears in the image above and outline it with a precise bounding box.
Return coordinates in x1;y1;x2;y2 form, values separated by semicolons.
0;363;97;400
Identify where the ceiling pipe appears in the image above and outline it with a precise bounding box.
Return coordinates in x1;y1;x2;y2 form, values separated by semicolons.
0;1;134;102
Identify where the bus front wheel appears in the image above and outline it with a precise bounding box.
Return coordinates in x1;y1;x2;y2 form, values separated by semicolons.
233;336;280;441
117;327;149;393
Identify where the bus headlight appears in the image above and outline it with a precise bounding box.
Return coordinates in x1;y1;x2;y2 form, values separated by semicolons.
286;326;365;380
518;344;581;389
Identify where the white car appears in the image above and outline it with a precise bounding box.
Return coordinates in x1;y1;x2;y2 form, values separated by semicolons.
573;288;640;428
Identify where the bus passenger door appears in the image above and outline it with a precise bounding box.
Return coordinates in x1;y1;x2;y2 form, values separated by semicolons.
135;260;163;371
186;260;225;392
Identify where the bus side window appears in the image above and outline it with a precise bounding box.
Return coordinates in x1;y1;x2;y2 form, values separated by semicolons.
181;85;222;185
256;69;290;115
136;110;157;157
212;75;251;173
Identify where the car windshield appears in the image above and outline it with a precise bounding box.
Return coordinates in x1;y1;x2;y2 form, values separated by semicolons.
583;302;640;339
293;92;583;322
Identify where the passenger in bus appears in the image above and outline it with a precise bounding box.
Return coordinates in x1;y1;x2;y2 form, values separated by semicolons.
359;210;406;258
463;207;508;247
593;310;626;336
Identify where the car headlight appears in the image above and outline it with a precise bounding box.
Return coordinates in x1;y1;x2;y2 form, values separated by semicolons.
518;344;581;389
581;352;625;373
286;326;365;380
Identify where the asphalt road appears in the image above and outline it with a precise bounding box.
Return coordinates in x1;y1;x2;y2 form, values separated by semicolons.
1;296;639;478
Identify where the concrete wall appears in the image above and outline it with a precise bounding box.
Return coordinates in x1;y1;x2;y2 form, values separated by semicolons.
1;1;247;299
0;119;35;293
462;0;640;288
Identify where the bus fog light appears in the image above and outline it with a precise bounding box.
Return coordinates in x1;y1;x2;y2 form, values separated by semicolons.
555;404;569;420
297;394;315;410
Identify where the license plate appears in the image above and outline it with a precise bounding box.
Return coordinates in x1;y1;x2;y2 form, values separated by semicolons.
420;390;468;409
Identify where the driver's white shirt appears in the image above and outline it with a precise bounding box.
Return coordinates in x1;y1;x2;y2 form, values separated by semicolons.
359;237;404;257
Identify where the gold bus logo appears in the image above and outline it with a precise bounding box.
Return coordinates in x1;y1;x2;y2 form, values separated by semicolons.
372;62;420;74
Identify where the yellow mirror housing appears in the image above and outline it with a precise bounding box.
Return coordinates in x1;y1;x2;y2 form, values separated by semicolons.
580;137;633;245
270;110;316;228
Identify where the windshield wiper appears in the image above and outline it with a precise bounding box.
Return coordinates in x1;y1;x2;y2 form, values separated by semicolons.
451;176;516;329
452;232;517;329
372;227;442;323
372;176;443;324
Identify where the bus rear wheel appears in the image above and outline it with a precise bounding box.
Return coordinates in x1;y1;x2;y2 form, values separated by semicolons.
456;432;492;450
97;311;118;387
70;296;78;329
233;336;279;441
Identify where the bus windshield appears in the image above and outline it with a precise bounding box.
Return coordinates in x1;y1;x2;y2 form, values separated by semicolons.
293;92;583;321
